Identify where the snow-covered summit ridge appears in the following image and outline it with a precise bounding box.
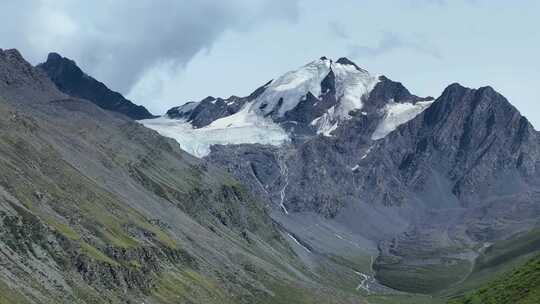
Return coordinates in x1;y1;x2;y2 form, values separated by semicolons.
141;57;435;158
252;57;379;126
164;56;381;138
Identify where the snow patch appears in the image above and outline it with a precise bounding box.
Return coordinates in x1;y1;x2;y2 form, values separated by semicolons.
310;106;339;136
360;146;373;160
254;58;332;117
140;106;289;158
355;272;371;293
309;60;379;136
372;100;434;140
286;233;311;253
167;101;198;117
332;61;379;118
277;153;290;215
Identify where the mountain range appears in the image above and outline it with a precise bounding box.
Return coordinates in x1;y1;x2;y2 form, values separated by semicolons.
0;48;538;304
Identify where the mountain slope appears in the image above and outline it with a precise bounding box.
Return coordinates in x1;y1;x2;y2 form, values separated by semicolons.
37;52;155;120
0;48;367;304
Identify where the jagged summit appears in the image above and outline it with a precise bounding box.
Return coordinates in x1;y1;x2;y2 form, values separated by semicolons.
1;48;23;59
316;56;364;69
166;55;379;127
0;48;65;103
38;52;155;120
145;56;435;156
336;56;367;72
46;52;75;65
335;57;355;65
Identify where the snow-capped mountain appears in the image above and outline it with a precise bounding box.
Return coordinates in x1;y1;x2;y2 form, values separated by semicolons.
153;56;540;295
142;57;433;156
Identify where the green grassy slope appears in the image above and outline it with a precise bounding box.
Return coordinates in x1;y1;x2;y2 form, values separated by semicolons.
448;253;540;304
443;229;540;298
375;257;471;294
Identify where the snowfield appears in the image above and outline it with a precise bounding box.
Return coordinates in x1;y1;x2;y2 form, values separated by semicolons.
372;100;434;140
254;57;332;117
140;106;290;158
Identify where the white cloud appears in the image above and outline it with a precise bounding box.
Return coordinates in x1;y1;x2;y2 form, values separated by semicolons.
0;0;299;94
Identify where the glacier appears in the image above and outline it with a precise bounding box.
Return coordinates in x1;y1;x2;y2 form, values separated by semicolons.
139;105;290;157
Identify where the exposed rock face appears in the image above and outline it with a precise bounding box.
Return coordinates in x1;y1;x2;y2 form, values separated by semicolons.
37;52;155;120
350;84;540;292
358;83;540;209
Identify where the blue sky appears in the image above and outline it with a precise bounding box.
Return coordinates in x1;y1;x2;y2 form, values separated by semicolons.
2;0;539;127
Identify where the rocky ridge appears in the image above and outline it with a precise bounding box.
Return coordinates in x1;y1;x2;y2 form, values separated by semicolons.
38;52;155;120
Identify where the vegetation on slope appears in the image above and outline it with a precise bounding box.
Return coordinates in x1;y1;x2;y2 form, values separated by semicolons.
442;229;540;298
375;252;472;294
448;253;540;304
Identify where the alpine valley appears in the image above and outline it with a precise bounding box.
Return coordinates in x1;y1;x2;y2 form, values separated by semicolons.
0;49;539;304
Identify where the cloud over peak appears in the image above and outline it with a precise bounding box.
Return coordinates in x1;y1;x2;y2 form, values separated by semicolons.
0;0;299;94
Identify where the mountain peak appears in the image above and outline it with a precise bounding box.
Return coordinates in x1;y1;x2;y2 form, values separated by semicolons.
336;56;356;66
336;57;367;73
38;53;155;120
46;52;62;61
45;52;79;69
201;96;217;103
40;52;85;81
1;48;24;60
0;48;65;103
